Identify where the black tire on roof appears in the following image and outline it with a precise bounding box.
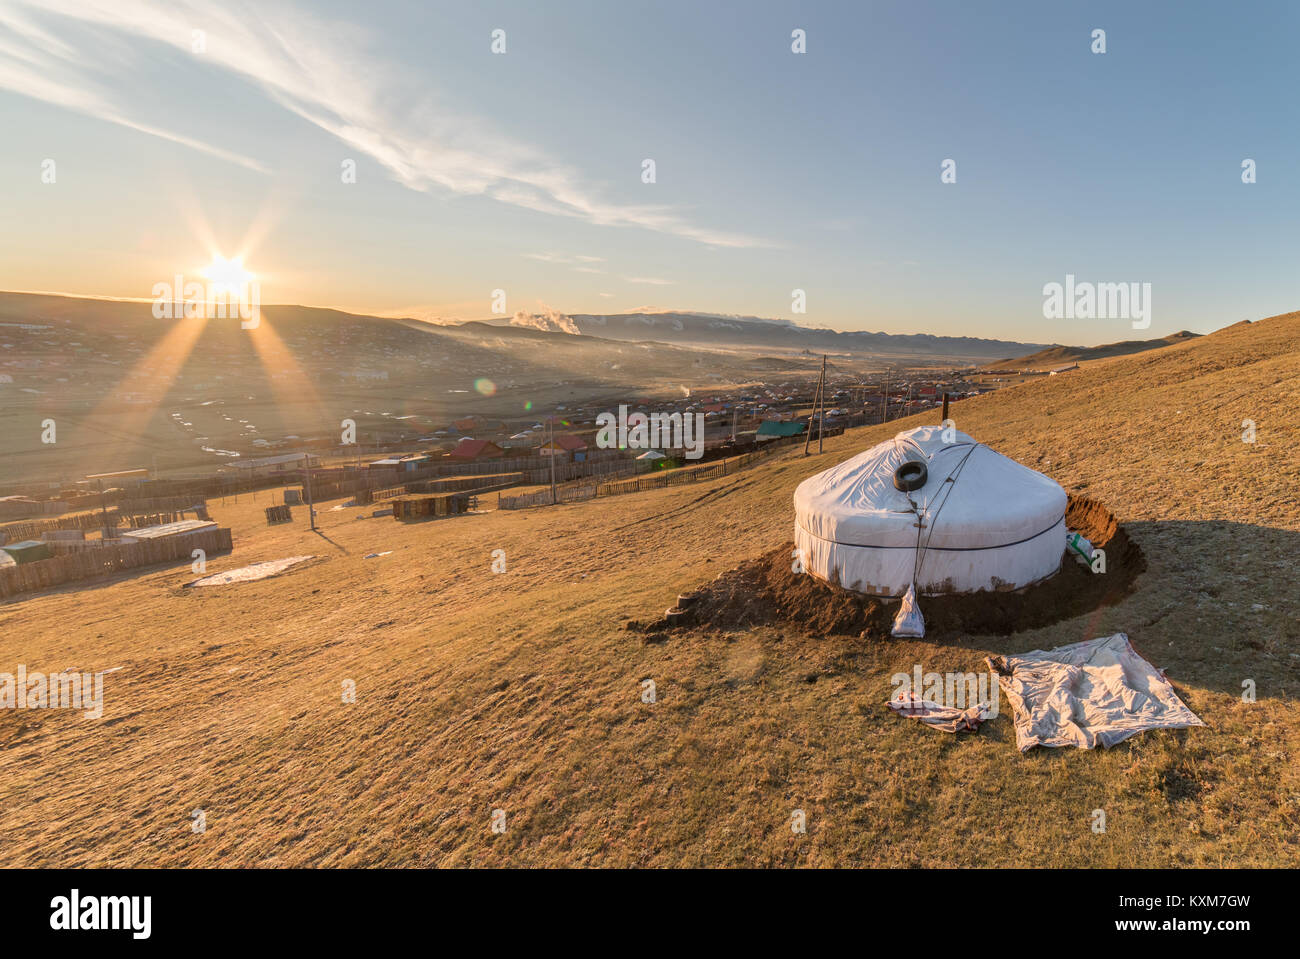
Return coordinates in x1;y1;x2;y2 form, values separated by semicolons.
893;460;928;492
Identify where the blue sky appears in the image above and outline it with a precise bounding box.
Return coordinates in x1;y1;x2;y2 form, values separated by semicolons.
1;0;1297;343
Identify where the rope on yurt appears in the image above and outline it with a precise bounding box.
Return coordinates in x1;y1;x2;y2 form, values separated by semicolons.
911;443;981;586
891;439;980;637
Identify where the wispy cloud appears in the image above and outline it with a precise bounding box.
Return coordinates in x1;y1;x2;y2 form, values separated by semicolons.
624;276;676;286
523;252;605;274
0;2;267;171
0;0;769;248
523;252;606;266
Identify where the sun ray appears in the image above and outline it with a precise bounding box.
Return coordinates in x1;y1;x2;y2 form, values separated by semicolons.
72;312;210;478
244;310;329;435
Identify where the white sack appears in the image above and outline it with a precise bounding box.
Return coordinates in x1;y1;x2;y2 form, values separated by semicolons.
890;584;926;638
1066;530;1094;566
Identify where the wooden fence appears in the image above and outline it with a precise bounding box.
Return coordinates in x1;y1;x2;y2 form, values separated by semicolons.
0;511;109;543
0;498;210;544
408;476;524;497
498;485;600;509
366;485;409;503
310;460;531;498
0;499;71;521
519;459;649;485
316;456;651;504
414;472;526;494
420;447;623;477
0;527;234;599
119;508;210;529
497;434;807;510
391;492;472;520
355;472;528;505
115;496;208;514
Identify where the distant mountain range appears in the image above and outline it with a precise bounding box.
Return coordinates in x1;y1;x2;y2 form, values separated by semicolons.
0;291;1195;370
500;310;1057;359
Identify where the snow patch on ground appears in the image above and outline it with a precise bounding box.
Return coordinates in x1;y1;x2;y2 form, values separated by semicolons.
186;556;315;587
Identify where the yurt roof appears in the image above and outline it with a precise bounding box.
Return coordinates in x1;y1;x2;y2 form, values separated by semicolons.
794;426;1066;553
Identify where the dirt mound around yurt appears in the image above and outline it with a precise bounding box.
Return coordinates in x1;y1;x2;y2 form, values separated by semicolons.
674;494;1143;639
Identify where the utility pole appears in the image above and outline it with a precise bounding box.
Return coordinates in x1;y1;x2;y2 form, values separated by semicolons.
304;453;317;530
803;370;819;455
882;371;890;424
549;415;557;505
803;356;825;456
96;477;109;535
818;354;826;454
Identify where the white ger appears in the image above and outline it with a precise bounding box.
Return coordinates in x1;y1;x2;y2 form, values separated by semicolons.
793;425;1067;596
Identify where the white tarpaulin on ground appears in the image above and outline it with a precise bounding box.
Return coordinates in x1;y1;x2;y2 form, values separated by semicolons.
988;633;1204;751
793;426;1067;596
185;556;314;587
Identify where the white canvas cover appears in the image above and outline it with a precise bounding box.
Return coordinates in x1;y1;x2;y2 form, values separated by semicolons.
988;633;1205;751
793;426;1067;596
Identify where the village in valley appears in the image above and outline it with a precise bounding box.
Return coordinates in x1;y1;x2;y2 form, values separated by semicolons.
0;288;1050;590
0;335;992;589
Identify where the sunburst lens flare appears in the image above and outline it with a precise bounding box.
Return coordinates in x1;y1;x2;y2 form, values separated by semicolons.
202;255;254;294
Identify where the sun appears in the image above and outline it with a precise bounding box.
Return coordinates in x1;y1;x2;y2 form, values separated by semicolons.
202;255;254;294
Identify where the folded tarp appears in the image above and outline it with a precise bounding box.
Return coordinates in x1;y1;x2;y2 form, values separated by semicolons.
988;633;1204;751
887;692;990;734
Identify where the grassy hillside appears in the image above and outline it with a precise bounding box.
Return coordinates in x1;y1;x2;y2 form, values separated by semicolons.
0;312;1297;867
988;330;1202;371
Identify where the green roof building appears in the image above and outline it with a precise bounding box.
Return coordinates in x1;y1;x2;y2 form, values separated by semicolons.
756;420;806;438
1;541;53;565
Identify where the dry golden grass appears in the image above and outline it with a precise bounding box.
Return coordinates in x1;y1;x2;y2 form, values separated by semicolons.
1;313;1298;867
